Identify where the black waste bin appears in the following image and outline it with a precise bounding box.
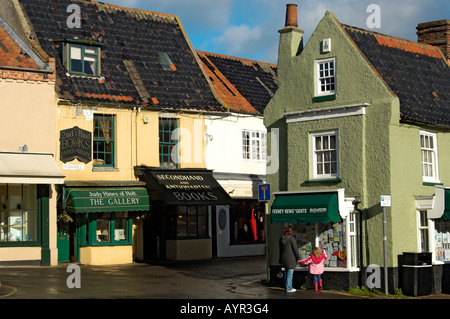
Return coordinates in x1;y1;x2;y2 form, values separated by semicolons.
401;252;432;296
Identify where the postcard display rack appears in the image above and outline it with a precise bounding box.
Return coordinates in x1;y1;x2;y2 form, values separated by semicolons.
435;220;450;262
293;222;347;267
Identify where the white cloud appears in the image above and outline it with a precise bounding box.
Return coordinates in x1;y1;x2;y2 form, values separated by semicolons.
213;24;262;56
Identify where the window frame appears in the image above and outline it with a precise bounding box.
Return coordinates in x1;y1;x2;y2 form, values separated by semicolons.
93;114;115;168
159;117;179;169
65;43;101;76
291;212;359;270
417;210;430;253
79;212;132;247
168;206;209;239
420;130;439;183
310;130;339;180
0;184;40;246
315;57;336;96
242;130;267;161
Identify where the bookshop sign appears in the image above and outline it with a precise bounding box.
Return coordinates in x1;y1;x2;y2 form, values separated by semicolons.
138;168;235;205
60;126;92;164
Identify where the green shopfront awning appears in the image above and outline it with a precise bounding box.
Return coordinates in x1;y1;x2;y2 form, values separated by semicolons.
429;186;450;220
271;192;342;224
443;189;450;220
64;187;150;213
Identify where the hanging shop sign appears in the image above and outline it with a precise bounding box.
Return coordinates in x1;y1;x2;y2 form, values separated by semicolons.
60;126;92;164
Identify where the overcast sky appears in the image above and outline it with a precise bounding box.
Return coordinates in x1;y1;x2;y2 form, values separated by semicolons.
101;0;449;64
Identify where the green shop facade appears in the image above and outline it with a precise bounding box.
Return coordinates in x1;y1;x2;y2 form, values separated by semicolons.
59;181;150;265
264;6;450;294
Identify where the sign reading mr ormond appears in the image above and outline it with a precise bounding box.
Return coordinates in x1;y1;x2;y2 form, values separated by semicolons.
60;126;92;164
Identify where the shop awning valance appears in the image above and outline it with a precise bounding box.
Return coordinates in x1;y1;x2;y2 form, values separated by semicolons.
137;168;235;206
64;187;150;213
271;191;342;224
429;186;450;220
0;152;64;184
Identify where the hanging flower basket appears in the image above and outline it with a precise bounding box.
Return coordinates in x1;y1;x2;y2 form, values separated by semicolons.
58;213;73;223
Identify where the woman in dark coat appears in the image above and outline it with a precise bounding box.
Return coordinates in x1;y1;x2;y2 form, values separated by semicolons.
279;226;300;292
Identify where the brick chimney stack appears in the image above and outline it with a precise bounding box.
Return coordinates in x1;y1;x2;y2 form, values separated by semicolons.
417;20;450;61
277;4;304;74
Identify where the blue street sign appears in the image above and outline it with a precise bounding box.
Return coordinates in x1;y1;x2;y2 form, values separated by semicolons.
258;184;271;201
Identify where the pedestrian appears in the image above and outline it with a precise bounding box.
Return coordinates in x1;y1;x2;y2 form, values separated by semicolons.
279;225;300;292
299;247;327;291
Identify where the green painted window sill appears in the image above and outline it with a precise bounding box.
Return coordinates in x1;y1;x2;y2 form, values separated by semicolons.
423;182;443;186
304;178;343;184
313;94;336;102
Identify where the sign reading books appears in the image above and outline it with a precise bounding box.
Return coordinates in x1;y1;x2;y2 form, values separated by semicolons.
139;169;235;205
60;126;92;164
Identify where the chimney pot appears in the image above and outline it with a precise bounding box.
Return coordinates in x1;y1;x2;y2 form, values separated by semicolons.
285;3;298;27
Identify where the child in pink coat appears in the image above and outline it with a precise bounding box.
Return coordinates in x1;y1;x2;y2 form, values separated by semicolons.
299;247;327;291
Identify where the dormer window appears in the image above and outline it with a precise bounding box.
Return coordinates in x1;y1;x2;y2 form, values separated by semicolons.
62;41;101;76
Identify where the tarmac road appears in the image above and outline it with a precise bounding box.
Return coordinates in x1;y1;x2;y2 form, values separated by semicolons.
0;256;359;300
1;256;448;303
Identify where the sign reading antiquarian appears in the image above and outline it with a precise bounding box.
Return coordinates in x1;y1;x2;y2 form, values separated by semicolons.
140;169;235;205
60;126;92;164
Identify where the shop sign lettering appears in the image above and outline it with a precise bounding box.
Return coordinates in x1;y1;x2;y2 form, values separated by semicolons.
60;126;92;164
272;208;327;214
153;172;223;203
88;190;140;207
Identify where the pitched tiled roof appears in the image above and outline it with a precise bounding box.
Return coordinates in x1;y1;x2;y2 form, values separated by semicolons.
342;24;450;127
197;51;277;115
17;0;223;112
0;21;39;69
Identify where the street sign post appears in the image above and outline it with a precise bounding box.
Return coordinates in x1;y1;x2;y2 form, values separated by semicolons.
258;184;271;202
380;195;391;294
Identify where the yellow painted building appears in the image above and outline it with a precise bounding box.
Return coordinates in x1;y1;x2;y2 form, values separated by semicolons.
56;103;210;264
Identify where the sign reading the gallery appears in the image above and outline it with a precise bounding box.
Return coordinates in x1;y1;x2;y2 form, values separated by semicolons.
60;126;92;164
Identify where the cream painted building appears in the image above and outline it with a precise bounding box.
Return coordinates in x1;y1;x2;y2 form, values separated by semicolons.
0;14;63;266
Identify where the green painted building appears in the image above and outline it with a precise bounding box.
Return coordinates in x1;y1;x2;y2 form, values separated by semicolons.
264;5;450;294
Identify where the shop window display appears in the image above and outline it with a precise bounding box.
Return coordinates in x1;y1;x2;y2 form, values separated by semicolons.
80;212;131;246
293;221;347;268
169;206;208;238
0;184;38;243
230;200;265;244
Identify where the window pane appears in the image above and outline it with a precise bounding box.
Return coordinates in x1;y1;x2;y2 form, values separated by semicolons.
94;115;114;166
330;135;336;149
323;136;329;149
315;137;322;150
96;217;110;242
84;58;96;75
70;45;82;59
114;213;128;241
0;185;6;210
8;185;22;210
23;185;37;210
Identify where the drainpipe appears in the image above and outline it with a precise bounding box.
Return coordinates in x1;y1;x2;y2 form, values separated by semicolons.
353;198;365;287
